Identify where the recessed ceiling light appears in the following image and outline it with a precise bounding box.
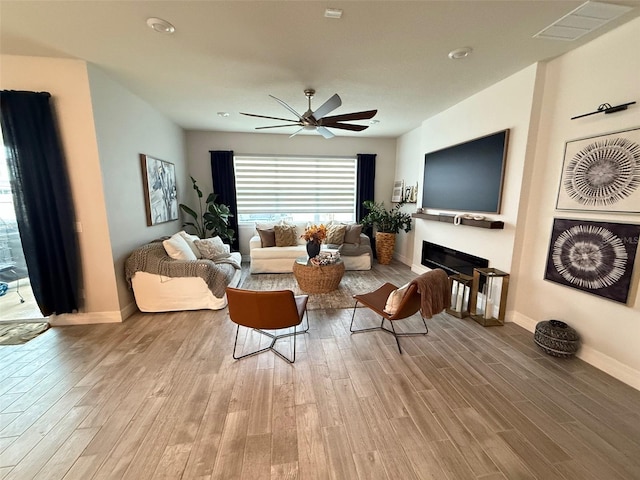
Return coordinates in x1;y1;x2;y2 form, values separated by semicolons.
448;47;473;60
324;8;343;19
146;17;175;34
217;112;230;117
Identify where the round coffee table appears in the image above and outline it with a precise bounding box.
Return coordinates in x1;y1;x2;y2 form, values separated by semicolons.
293;257;345;293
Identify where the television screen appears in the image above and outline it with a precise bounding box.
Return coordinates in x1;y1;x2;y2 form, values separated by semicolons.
422;129;509;213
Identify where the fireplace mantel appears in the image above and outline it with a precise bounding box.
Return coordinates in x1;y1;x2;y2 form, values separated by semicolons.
412;212;504;230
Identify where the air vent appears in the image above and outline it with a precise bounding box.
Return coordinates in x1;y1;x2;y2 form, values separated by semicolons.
533;1;633;41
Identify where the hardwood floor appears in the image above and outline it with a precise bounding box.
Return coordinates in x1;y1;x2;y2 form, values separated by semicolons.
1;261;639;479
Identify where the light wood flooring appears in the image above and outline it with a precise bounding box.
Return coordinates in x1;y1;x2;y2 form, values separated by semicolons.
1;261;639;479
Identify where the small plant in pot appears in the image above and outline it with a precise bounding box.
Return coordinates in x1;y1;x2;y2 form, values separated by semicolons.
179;177;235;243
360;200;412;264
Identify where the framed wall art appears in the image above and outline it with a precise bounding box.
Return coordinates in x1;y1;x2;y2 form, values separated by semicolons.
556;127;640;213
140;154;178;226
544;218;640;304
391;180;404;203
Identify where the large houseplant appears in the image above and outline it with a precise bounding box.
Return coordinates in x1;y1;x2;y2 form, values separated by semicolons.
360;200;412;264
179;177;235;243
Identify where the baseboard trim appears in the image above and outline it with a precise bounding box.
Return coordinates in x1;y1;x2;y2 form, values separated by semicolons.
509;311;640;391
121;301;139;320
49;310;123;326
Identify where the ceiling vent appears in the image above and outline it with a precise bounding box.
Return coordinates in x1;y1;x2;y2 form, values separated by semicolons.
533;1;633;41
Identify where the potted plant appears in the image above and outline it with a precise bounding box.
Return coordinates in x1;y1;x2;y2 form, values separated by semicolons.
179;177;235;243
360;200;412;264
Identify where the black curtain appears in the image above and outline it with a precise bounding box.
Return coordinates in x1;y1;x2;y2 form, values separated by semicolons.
210;150;239;251
356;153;376;257
0;90;79;316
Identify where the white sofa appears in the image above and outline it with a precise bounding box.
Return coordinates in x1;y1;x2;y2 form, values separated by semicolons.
249;222;372;273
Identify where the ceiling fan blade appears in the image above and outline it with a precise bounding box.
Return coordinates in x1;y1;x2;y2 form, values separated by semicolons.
316;126;335;139
269;94;303;120
240;112;298;123
289;127;305;138
254;123;303;130
320;109;378;123
312;93;342;119
322;122;369;132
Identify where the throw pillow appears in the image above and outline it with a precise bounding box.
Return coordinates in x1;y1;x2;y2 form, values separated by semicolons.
326;224;347;245
195;236;231;261
343;223;363;245
163;233;197;261
257;228;276;247
178;230;202;258
274;224;298;247
383;282;411;315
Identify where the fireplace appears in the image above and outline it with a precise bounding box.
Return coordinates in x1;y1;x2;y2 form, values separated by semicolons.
421;241;489;276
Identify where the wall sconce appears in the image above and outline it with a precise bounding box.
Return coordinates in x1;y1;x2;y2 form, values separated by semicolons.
571;101;635;120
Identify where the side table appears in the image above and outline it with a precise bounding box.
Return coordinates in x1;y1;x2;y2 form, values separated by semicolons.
293;257;345;293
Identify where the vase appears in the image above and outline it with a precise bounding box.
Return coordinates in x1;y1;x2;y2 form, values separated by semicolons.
375;232;396;265
306;240;321;259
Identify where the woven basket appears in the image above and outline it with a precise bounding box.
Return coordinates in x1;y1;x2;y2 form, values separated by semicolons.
375;232;396;265
293;261;345;293
534;320;580;358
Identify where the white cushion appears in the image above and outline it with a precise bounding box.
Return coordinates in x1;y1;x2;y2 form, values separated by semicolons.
163;233;197;261
178;231;202;258
383;282;411;315
195;236;230;260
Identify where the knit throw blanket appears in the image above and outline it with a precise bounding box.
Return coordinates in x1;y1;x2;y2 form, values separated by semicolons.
124;241;241;298
409;268;451;318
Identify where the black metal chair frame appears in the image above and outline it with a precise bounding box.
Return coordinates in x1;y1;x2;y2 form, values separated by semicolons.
232;311;309;364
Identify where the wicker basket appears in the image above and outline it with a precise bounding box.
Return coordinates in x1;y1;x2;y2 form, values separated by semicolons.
534;320;580;358
293;260;345;293
375;232;396;265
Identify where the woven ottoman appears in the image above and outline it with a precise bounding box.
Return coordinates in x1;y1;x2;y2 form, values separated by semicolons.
293;258;345;293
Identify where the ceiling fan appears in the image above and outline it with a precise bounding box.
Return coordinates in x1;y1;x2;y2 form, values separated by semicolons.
240;89;377;139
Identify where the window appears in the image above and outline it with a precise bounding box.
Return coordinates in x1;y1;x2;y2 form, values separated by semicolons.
234;155;357;223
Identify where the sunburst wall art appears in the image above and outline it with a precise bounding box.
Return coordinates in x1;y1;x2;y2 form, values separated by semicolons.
544;218;640;304
556;127;640;213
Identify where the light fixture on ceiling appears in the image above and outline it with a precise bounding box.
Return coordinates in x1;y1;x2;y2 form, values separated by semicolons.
370;119;380;125
146;17;175;34
533;1;633;41
448;47;473;60
324;8;343;19
217;112;230;118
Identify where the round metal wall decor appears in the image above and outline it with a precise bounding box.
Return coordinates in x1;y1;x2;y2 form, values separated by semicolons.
562;137;640;207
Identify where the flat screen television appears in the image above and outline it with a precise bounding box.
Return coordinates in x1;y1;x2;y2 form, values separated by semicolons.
421;129;509;213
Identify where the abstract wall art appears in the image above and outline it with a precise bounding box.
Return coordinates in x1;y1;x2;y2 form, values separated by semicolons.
140;154;178;226
556;127;640;213
544;218;640;304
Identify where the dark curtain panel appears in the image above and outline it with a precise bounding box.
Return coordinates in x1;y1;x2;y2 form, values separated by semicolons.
0;90;79;315
356;153;376;257
210;150;239;251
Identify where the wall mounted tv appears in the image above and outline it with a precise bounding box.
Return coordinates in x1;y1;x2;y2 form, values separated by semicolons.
422;129;509;213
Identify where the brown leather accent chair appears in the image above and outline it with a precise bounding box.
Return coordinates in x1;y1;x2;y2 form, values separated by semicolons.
350;282;426;354
226;287;309;363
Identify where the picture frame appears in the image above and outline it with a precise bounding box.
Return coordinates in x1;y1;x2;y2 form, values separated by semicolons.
544;218;640;304
391;180;404;203
140;154;178;226
556;127;640;213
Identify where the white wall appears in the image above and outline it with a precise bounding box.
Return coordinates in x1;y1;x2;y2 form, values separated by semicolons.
395;18;640;389
185;131;397;254
397;64;543;279
512;18;640;389
87;65;186;317
1;55;187;323
0;55;121;323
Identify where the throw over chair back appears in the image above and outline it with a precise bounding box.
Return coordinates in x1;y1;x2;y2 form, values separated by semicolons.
350;268;450;353
226;287;309;363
